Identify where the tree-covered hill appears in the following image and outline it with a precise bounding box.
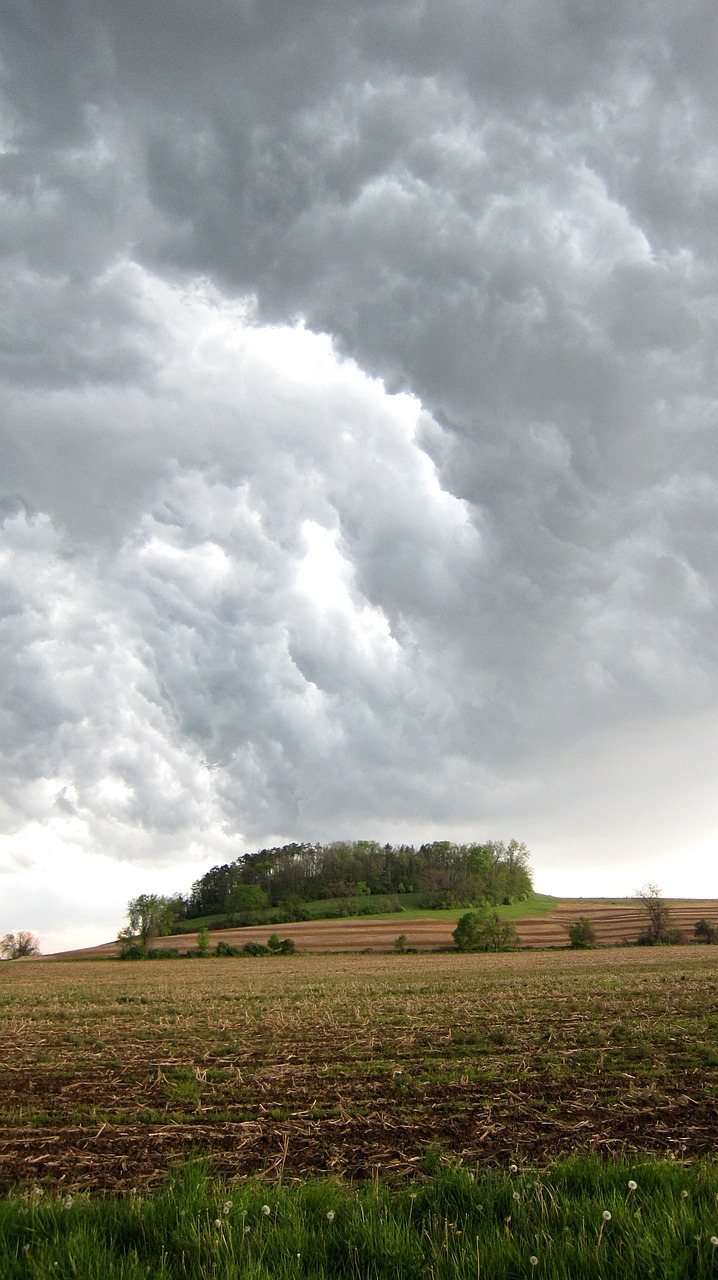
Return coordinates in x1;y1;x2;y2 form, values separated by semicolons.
181;838;532;922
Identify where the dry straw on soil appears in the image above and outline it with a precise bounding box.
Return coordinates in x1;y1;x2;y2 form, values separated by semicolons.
2;946;718;1191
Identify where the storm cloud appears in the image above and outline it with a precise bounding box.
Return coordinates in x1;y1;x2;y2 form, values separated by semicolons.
2;1;718;946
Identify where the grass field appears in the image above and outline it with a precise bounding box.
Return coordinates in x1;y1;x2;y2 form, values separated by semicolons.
5;1154;718;1278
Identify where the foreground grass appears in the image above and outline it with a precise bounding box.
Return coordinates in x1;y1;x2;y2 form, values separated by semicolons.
4;1156;718;1279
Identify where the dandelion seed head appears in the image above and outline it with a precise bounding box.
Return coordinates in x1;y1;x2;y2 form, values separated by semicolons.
602;1210;612;1221
214;1218;223;1228
509;1163;518;1173
326;1210;335;1222
681;1190;689;1198
529;1257;538;1267
261;1204;271;1216
223;1201;232;1215
711;1236;718;1246
628;1180;637;1191
513;1191;521;1201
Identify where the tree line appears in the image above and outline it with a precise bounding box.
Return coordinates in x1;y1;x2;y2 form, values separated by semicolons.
121;838;533;943
184;838;532;917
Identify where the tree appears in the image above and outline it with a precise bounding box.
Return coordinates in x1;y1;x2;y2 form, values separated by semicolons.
694;918;717;944
453;908;518;952
479;913;519;951
1;931;41;959
225;882;269;921
567;917;596;949
635;884;672;944
124;894;177;947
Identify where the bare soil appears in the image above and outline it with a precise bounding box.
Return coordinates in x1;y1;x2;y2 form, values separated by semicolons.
51;897;718;959
2;947;717;1191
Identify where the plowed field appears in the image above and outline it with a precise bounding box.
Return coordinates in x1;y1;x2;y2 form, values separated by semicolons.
54;898;718;958
2;947;718;1192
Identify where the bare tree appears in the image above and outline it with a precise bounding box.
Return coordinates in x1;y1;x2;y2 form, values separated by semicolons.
0;931;41;959
635;884;671;944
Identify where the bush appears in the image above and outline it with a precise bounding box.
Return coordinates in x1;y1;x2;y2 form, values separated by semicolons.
242;942;270;956
453;909;518;952
568;917;596;949
118;942;148;960
267;934;296;954
695;918;717;943
215;940;241;957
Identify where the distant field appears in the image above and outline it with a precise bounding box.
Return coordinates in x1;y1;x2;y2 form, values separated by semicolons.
2;946;718;1192
51;896;718;958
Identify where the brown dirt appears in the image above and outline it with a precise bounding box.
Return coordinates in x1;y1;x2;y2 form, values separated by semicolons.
49;898;718;959
2;947;718;1191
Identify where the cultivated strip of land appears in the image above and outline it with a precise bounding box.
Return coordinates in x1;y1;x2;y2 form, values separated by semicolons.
1;947;717;1191
50;897;718;958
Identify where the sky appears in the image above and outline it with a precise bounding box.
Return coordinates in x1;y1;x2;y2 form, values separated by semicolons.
2;1;718;954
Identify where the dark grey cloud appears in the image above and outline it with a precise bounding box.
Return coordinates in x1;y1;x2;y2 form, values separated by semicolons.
2;1;718;938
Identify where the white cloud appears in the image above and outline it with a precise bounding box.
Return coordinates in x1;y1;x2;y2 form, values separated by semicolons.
3;2;718;945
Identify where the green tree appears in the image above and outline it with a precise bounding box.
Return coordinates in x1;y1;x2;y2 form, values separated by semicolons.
226;882;269;921
694;918;717;944
453;908;518;952
0;930;41;959
480;913;519;951
568;917;596;949
453;907;490;951
124;894;177;947
196;926;210;956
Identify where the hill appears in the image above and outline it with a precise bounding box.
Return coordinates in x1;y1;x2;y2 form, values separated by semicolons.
46;897;718;958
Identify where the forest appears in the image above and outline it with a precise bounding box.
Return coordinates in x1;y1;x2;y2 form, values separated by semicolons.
179;838;533;921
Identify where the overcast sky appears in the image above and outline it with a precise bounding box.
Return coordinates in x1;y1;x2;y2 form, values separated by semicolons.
2;1;718;952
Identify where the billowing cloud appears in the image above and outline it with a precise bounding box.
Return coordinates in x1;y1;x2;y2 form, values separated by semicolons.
2;1;718;943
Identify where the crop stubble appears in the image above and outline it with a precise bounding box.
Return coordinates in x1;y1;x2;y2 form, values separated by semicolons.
1;947;717;1191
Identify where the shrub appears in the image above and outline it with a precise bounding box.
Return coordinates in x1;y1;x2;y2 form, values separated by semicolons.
453;909;518;952
267;934;296;955
242;942;270;956
568;917;596;949
215;940;241;957
695;918;717;944
118;942;148;960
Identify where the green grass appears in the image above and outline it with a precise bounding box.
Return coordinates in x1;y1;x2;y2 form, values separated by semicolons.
371;891;561;922
4;1155;718;1278
176;892;562;932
